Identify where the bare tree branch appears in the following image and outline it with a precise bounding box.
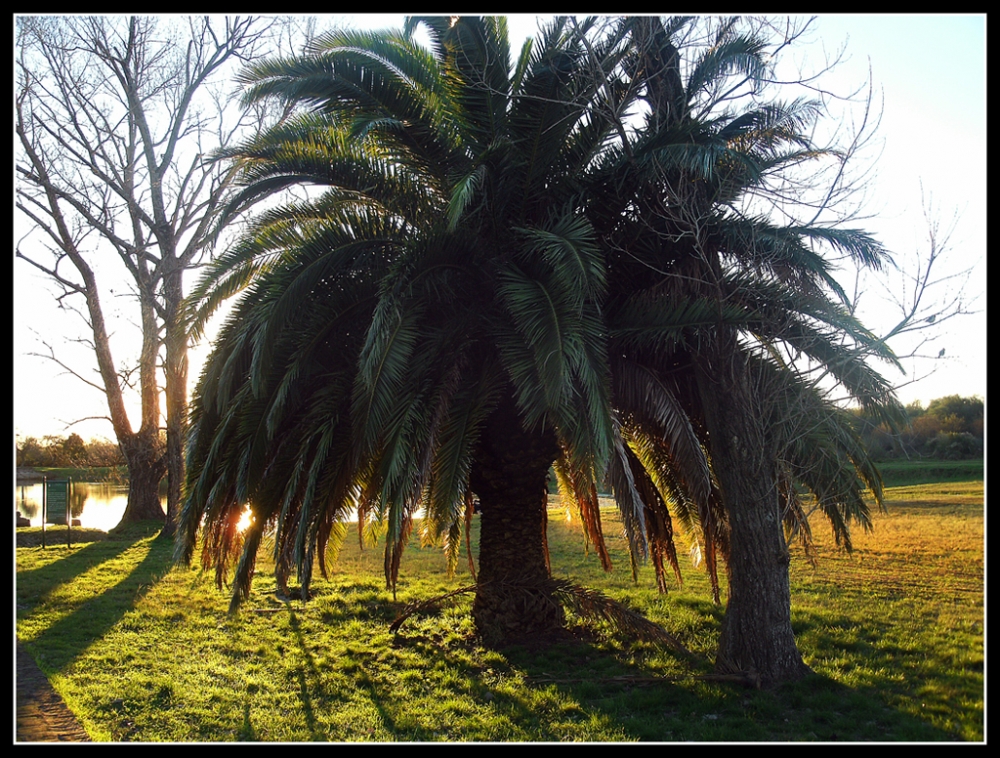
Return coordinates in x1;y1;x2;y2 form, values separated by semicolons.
27;336;108;395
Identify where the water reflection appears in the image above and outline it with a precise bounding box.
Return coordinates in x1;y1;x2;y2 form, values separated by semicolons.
15;482;166;532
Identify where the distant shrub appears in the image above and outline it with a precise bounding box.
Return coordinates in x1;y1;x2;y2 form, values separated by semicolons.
925;431;983;460
854;394;983;461
16;434;125;468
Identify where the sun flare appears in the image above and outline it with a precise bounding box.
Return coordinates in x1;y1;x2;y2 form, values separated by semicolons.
236;507;253;533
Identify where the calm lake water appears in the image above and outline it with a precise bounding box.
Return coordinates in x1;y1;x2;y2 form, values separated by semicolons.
15;481;166;532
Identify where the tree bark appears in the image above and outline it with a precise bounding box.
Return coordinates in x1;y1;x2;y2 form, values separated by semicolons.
162;265;187;538
115;287;167;526
117;430;167;523
469;394;564;645
696;339;812;687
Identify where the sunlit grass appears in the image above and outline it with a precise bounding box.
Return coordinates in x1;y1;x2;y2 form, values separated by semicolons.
16;481;982;742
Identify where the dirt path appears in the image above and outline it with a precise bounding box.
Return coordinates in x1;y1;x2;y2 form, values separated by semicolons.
16;642;90;742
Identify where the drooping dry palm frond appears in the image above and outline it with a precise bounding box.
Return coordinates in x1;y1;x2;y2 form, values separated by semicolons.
552;450;612;571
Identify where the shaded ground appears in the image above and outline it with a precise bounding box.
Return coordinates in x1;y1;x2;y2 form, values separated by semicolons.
16;642;90;742
16;526;108;548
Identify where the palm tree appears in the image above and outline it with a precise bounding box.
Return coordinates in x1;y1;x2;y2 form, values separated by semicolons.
180;16;903;684
580;16;904;684
181;16;639;642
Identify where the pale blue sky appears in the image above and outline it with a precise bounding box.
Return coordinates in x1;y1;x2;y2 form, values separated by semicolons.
807;15;986;405
14;14;986;440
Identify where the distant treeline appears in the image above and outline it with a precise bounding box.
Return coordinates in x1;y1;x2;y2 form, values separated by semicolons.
16;395;983;469
858;394;984;461
16;433;126;468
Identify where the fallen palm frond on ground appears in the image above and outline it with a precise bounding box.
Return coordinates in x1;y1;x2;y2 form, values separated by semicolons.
549;579;698;660
389;578;699;663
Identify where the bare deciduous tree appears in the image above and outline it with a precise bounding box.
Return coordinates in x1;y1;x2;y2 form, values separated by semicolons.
15;15;287;533
855;190;980;393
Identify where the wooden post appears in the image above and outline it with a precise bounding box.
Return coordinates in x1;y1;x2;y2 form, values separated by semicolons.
67;478;72;549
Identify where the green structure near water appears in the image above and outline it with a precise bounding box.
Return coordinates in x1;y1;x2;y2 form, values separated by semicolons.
44;480;68;524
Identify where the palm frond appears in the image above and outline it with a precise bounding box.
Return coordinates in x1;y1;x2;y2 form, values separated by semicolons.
613;362;711;503
514;213;605;301
686;32;768;103
424;365;503;543
605;420;650;572
552;449;612;571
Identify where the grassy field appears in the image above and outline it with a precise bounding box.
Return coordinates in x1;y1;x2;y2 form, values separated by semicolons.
17;465;128;483
16;481;983;742
875;459;984;487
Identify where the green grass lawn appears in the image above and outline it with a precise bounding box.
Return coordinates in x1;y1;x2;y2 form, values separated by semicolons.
875;459;983;487
16;481;983;742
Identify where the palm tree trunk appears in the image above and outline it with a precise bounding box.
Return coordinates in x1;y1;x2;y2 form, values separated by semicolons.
470;394;563;644
696;339;812;687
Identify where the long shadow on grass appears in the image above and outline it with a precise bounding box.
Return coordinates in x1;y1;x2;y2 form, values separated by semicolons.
490;612;963;742
218;574;966;741
16;529;175;677
17;534;136;594
295;586;963;741
285;609;326;742
271;580;712;741
281;592;422;741
788;607;981;741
